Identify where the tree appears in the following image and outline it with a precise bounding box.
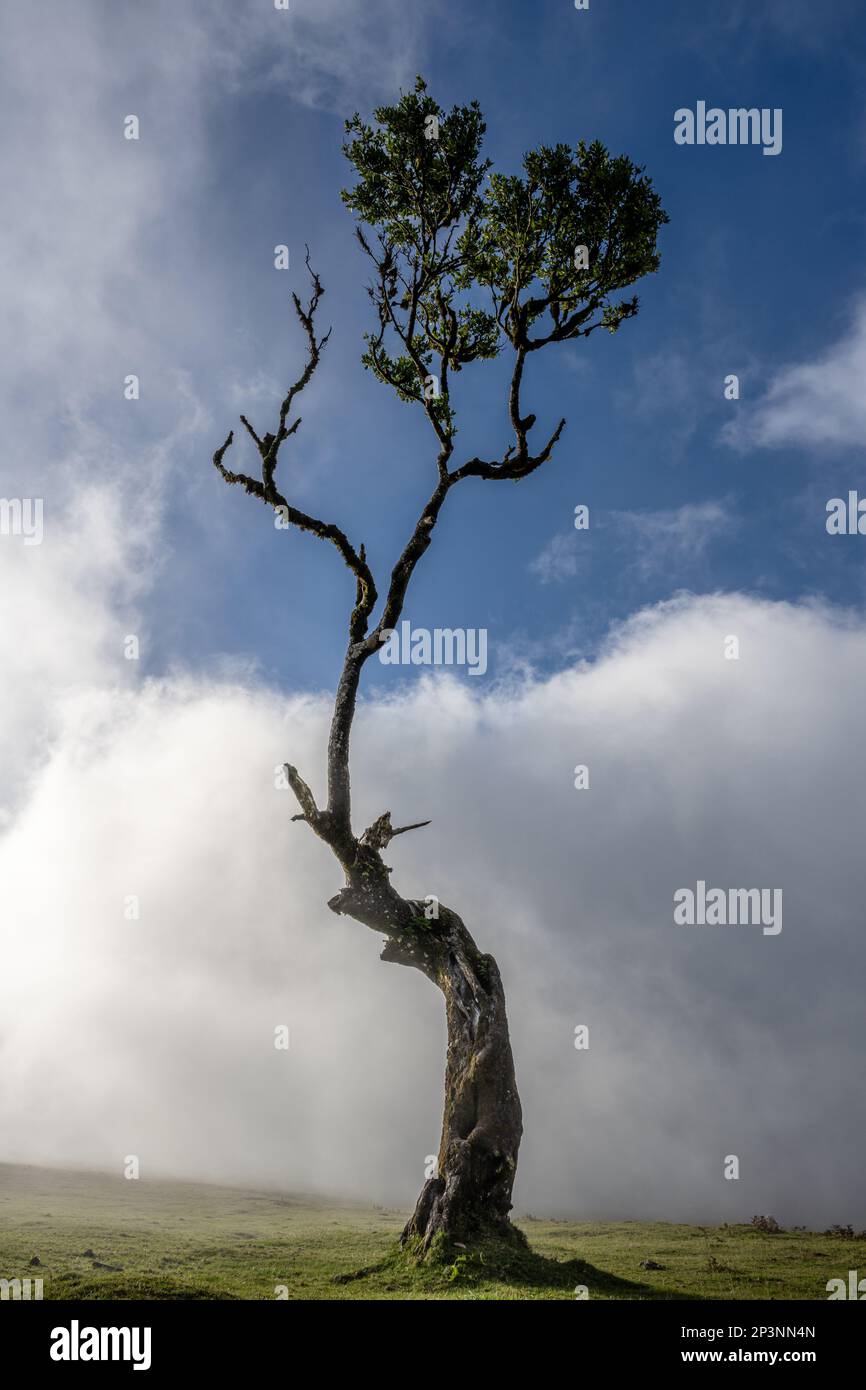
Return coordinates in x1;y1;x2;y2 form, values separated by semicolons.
212;77;668;1259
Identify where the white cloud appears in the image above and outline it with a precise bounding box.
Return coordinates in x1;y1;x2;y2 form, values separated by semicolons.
2;592;865;1227
0;0;431;784
0;0;429;482
723;299;866;451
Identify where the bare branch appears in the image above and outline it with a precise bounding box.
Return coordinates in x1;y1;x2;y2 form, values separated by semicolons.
276;248;332;446
212;431;266;498
391;820;432;838
284;763;322;825
360;812;432;851
239;414;264;450
449;340;566;485
365;478;450;645
211;261;378;644
451;416;565;485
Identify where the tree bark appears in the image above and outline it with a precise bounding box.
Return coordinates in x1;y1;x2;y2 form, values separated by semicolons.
329;877;523;1254
402;935;523;1252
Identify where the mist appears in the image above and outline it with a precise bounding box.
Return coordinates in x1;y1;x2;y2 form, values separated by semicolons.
2;591;864;1228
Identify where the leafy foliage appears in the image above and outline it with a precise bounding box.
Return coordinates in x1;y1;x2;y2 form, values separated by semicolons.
468;140;669;346
341;75;669;443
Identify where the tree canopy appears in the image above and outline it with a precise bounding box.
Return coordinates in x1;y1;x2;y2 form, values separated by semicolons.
342;76;668;452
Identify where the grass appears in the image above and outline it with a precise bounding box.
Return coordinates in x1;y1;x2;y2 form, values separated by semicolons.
0;1163;862;1301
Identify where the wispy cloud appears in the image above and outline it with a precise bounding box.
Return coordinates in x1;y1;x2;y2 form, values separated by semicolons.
624;346;728;459
530;502;731;587
611;500;733;578
529;531;587;585
723;299;866;451
679;0;863;59
194;0;430;110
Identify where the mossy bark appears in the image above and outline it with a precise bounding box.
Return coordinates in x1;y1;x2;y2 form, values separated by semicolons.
329;878;522;1254
401;935;523;1252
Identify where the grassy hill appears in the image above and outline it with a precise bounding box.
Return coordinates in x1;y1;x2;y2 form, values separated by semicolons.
0;1164;861;1300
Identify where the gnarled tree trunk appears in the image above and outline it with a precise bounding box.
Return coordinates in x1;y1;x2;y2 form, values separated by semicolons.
329;868;523;1253
402;935;522;1250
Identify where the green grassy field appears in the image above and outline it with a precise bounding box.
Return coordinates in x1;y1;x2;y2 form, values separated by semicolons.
0;1164;862;1301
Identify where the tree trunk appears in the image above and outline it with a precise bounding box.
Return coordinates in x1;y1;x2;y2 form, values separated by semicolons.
401;940;523;1253
330;877;523;1255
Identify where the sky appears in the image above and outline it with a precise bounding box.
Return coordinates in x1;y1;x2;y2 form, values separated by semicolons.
1;0;865;1227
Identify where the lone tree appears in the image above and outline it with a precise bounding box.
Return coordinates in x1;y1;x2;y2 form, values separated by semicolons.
213;78;667;1258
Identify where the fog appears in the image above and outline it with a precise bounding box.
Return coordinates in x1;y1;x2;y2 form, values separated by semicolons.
2;591;864;1227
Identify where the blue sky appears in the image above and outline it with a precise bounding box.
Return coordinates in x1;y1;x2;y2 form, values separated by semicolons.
109;0;866;694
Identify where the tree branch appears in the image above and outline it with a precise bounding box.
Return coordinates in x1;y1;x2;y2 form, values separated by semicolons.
360;812;432;850
211;259;377;644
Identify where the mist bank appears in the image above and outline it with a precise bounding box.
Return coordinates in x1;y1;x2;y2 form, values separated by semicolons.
1;593;864;1227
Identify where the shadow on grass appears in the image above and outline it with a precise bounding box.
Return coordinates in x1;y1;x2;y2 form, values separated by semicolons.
333;1234;707;1301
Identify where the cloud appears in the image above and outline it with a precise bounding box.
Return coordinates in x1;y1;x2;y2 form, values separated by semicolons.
611;501;733;578
0;0;432;779
0;0;429;481
218;0;429;111
723;299;866;451
2;592;865;1227
529;531;585;585
530;502;731;588
621;343;744;461
679;0;864;58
